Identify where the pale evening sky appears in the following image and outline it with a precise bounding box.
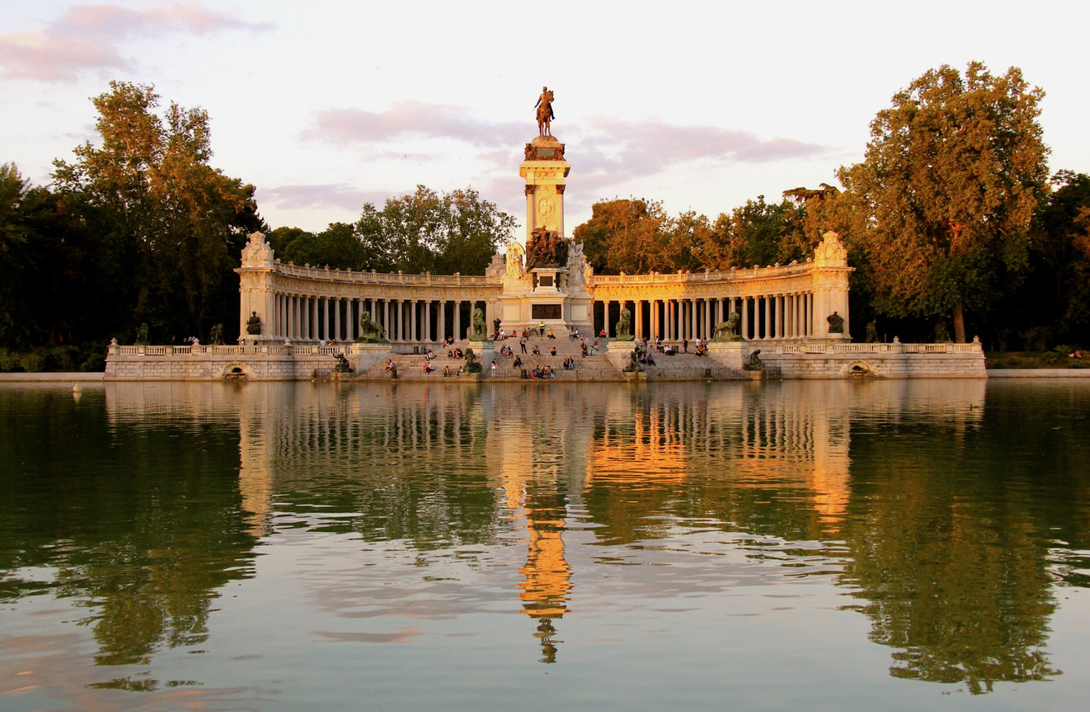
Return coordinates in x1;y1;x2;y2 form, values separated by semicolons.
2;0;1087;237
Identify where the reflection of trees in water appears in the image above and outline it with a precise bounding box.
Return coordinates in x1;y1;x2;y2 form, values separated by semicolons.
838;381;1090;693
0;386;257;668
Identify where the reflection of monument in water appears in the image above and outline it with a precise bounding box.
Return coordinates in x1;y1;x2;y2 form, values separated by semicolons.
100;378;1069;688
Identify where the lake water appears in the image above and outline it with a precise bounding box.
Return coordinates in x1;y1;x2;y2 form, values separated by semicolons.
1;380;1088;711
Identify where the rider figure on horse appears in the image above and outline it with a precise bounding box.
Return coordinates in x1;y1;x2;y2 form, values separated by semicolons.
535;86;555;136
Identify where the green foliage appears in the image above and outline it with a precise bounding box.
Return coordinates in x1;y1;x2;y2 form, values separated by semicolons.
51;81;265;345
356;185;516;275
838;62;1049;341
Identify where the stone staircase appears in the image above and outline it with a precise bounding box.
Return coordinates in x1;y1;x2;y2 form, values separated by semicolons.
641;352;743;380
358;335;625;381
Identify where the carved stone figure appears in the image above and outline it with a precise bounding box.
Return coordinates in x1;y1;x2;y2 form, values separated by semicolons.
464;347;481;373
246;311;262;335
566;241;587;288
468;307;487;341
743;349;765;371
135;323;149;345
712;312;742;342
865;320;878;343
505;241;526;280
615;308;634;341
827;311;844;334
934;321;952;343
209;323;224;345
813;231;847;266
535;86;555;136
622;348;644;372
355;310;388;343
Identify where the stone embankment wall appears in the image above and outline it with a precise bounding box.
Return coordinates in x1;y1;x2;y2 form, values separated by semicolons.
758;342;986;379
104;340;986;381
105;344;387;381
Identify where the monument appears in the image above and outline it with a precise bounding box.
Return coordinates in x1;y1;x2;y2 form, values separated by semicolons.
496;87;594;334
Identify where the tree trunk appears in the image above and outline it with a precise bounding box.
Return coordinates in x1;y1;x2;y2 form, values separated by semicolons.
953;303;966;343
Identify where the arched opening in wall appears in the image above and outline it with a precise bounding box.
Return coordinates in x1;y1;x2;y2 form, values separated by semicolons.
224;364;248;380
847;360;871;378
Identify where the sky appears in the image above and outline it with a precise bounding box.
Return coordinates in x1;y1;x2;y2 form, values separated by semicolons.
2;0;1088;237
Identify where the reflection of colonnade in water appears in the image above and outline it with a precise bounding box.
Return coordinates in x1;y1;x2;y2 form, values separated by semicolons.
104;380;992;668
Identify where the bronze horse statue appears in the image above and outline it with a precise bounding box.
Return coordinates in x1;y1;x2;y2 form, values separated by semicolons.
535;87;555;137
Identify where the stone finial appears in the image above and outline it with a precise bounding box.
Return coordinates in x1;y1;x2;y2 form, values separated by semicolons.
893;336;901;344
973;335;981;343
109;337;118;347
241;231;274;267
813;231;848;266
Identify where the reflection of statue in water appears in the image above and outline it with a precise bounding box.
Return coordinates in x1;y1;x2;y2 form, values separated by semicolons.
246;311;262;336
615;308;634;341
135;323;149;345
743;349;764;371
713;312;742;342
827;311;845;334
355;310;388;343
525;228;569;271
535;86;555;137
469;308;487;341
209;323;223;345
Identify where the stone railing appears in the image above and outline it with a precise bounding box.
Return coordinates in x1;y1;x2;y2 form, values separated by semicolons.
767;341;983;355
274;262;492;286
111;344;357;357
589;263;816;286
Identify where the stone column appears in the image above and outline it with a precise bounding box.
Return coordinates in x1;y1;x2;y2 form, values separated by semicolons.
408;300;416;342
332;298;339;341
425;300;432;343
525;185;535;241
689;299;697;341
438;301;446;342
485;299;495;338
635;300;643;340
742;297;749;340
370;298;377;325
383;300;390;340
301;296;309;340
454;301;461;340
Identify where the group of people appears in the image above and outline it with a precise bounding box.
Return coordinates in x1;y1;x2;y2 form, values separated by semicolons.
643;337;708;356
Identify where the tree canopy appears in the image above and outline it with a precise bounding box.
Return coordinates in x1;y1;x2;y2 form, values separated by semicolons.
837;62;1049;342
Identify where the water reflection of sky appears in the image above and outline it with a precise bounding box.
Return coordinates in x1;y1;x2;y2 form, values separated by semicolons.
1;380;1089;711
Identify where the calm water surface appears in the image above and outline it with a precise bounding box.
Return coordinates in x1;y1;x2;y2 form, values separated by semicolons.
1;380;1088;711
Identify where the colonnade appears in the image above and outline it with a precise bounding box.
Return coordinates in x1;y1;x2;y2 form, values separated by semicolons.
266;294;491;344
593;294;816;342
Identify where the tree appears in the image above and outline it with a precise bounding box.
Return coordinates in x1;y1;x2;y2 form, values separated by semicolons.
355;185;515;275
573;198;671;274
839;62;1049;342
708;195;805;270
52;81;264;343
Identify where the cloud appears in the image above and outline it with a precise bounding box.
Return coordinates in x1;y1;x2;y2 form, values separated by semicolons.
259;183;391;212
0;2;272;82
305;101;525;149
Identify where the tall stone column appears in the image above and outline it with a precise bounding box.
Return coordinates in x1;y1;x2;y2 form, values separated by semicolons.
438;301;445;342
333;298;340;341
410;300;417;342
454;301;461;341
383;300;390;340
635;300;643;340
689;299;697;341
742;297;750;340
425;300;432;343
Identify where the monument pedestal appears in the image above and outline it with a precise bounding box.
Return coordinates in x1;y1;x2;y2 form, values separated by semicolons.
706;341;745;371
